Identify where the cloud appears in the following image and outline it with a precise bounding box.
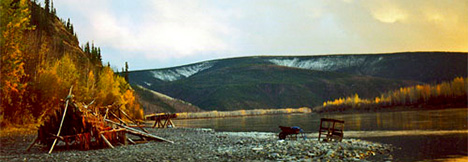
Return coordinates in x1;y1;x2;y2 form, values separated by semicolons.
368;1;408;23
52;0;467;70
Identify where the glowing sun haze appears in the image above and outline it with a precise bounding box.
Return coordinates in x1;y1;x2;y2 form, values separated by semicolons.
48;0;467;70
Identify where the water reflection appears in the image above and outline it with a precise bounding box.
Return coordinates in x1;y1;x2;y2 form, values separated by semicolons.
174;108;468;133
173;108;468;161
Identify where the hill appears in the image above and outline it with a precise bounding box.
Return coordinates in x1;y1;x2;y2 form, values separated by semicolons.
128;52;467;111
133;85;203;114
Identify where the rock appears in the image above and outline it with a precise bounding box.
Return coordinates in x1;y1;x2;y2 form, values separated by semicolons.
325;150;335;157
252;147;263;151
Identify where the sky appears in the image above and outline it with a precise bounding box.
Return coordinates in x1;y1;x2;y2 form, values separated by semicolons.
46;0;468;70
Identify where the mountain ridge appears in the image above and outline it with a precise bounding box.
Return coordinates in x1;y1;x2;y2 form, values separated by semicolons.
128;51;467;111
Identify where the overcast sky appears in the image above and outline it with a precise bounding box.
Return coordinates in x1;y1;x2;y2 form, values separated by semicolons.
48;0;467;70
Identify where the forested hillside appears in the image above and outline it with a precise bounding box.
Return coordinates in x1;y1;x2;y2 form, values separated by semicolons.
316;77;467;112
0;0;142;125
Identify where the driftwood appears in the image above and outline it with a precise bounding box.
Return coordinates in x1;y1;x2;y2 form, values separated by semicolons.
49;86;73;154
127;138;136;144
30;87;174;153
100;134;115;149
26;135;39;151
105;119;174;144
119;108;149;133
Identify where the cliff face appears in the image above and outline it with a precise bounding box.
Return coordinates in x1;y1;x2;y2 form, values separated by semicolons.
129;52;467;111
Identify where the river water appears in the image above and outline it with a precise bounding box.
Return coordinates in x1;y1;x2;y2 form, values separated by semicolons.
174;108;468;161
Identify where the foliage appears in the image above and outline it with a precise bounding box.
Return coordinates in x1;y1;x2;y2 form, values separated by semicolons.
175;107;311;119
317;77;468;113
82;41;101;64
0;0;143;126
0;0;33;124
34;54;79;117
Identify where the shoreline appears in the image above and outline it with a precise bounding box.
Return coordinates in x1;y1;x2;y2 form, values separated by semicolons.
151;107;312;120
153;107;468;121
314;105;467;114
1;127;393;161
172;112;309;121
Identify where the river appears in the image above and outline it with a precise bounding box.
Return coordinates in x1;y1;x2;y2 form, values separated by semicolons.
173;108;468;161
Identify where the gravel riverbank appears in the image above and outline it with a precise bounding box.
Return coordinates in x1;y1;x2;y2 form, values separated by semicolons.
1;128;393;161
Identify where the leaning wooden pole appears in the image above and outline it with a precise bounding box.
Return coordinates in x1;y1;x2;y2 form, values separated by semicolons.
100;134;115;149
48;86;73;154
119;108;149;133
25;135;38;151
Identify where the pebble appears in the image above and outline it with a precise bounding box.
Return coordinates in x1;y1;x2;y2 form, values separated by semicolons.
1;128;393;161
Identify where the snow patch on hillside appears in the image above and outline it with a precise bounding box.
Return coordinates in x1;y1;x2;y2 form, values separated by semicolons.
151;62;215;81
135;85;175;101
144;81;152;86
268;57;367;71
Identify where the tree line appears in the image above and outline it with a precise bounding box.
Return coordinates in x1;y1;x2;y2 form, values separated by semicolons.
316;77;467;113
1;0;142;126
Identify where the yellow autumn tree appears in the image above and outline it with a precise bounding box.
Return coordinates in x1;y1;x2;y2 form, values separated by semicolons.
95;66;143;119
34;54;80;119
320;77;467;112
0;0;33;124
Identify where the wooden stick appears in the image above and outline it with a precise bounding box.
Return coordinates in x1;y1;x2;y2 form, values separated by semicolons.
49;86;73;154
152;118;159;128
100;134;115;149
127;138;136;144
26;135;38;151
168;119;176;128
105;119;174;144
110;111;128;125
119;108;137;124
119;108;149;133
104;108;109;119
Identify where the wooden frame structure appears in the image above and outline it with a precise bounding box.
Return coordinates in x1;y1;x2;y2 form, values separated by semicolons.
27;87;173;153
318;118;345;142
146;114;177;128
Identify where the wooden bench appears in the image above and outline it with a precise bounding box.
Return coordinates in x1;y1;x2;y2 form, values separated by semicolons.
278;126;305;140
318;118;344;142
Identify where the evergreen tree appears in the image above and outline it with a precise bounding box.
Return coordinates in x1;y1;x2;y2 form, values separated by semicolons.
66;18;70;29
45;0;50;13
124;62;129;82
84;42;90;54
51;0;56;15
97;47;102;62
